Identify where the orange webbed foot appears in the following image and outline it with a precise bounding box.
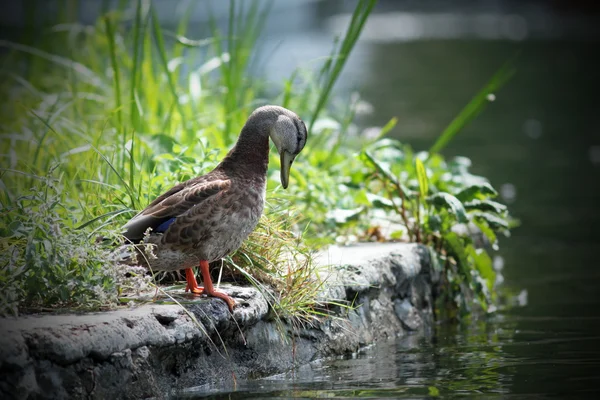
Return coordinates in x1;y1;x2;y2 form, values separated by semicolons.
184;265;236;312
184;268;205;295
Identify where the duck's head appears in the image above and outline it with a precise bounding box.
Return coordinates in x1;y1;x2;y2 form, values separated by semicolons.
249;105;307;189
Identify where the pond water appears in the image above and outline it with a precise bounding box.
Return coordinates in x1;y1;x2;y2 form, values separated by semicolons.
181;2;600;398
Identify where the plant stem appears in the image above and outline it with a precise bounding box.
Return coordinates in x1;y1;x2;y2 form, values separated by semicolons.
384;183;413;242
415;195;422;243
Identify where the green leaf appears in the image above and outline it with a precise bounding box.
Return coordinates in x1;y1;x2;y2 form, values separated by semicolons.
366;193;395;210
366;117;398;145
429;57;516;154
471;211;510;231
390;229;405;240
455;182;498;202
442;232;471;283
428;192;468;223
464;199;507;214
467;245;495;291
415;158;428;199
472;218;498;246
361;150;399;186
427;214;442;232
326;207;365;224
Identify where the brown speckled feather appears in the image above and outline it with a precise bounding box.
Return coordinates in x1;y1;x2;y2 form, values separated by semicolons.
120;105;307;273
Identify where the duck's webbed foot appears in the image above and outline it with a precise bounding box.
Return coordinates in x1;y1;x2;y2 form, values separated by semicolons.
199;260;236;312
184;263;236;312
184;267;205;294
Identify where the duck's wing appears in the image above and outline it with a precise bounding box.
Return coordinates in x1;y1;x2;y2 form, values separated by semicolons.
122;177;230;243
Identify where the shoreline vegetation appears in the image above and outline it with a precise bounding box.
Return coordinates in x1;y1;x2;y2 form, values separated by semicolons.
0;0;513;323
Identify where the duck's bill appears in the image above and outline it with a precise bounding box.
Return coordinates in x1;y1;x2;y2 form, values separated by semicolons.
280;151;294;189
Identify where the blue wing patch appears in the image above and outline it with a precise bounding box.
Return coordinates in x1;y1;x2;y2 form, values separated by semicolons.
156;217;176;233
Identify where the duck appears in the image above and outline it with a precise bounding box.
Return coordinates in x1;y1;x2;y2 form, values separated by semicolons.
120;105;307;312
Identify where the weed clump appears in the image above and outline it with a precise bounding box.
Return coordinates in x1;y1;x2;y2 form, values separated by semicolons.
0;172;152;315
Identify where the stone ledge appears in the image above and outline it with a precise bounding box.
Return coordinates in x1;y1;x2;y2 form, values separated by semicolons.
0;242;436;400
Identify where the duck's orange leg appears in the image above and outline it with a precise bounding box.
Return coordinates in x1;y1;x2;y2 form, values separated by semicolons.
184;261;236;312
184;268;205;294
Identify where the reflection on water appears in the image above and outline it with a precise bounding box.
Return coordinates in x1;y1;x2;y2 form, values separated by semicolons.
182;309;600;398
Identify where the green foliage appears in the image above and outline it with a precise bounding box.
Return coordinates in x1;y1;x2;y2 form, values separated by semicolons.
356;139;511;317
0;172;138;315
0;0;512;321
322;60;515;317
0;0;375;316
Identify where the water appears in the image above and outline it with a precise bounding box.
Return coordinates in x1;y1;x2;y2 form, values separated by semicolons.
183;2;600;398
183;314;599;399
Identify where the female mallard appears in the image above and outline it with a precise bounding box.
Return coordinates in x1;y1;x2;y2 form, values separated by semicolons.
121;105;307;311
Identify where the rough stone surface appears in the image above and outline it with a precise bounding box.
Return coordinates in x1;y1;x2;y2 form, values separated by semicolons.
0;243;437;399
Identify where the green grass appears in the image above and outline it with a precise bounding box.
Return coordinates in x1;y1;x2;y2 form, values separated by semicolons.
0;0;378;317
0;0;513;321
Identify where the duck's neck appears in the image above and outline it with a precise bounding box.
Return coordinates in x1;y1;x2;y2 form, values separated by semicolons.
219;123;271;178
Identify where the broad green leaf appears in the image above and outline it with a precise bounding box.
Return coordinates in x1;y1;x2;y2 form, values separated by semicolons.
472;218;498;246
467;245;495;291
427;214;442;232
464;199;507;214
442;232;471;283
415;158;428;199
428;192;468;223
366;192;395;210
326;207;365;224
471;211;510;231
455;182;498;202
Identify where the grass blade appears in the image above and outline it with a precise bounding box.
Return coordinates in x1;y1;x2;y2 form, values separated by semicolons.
150;4;190;138
90;144;136;209
0;39;103;88
129;0;147;131
103;15;124;140
76;208;135;230
308;0;376;134
415;158;428;200
429;57;517;154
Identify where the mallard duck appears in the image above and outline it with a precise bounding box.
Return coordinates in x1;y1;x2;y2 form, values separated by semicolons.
121;105;307;311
